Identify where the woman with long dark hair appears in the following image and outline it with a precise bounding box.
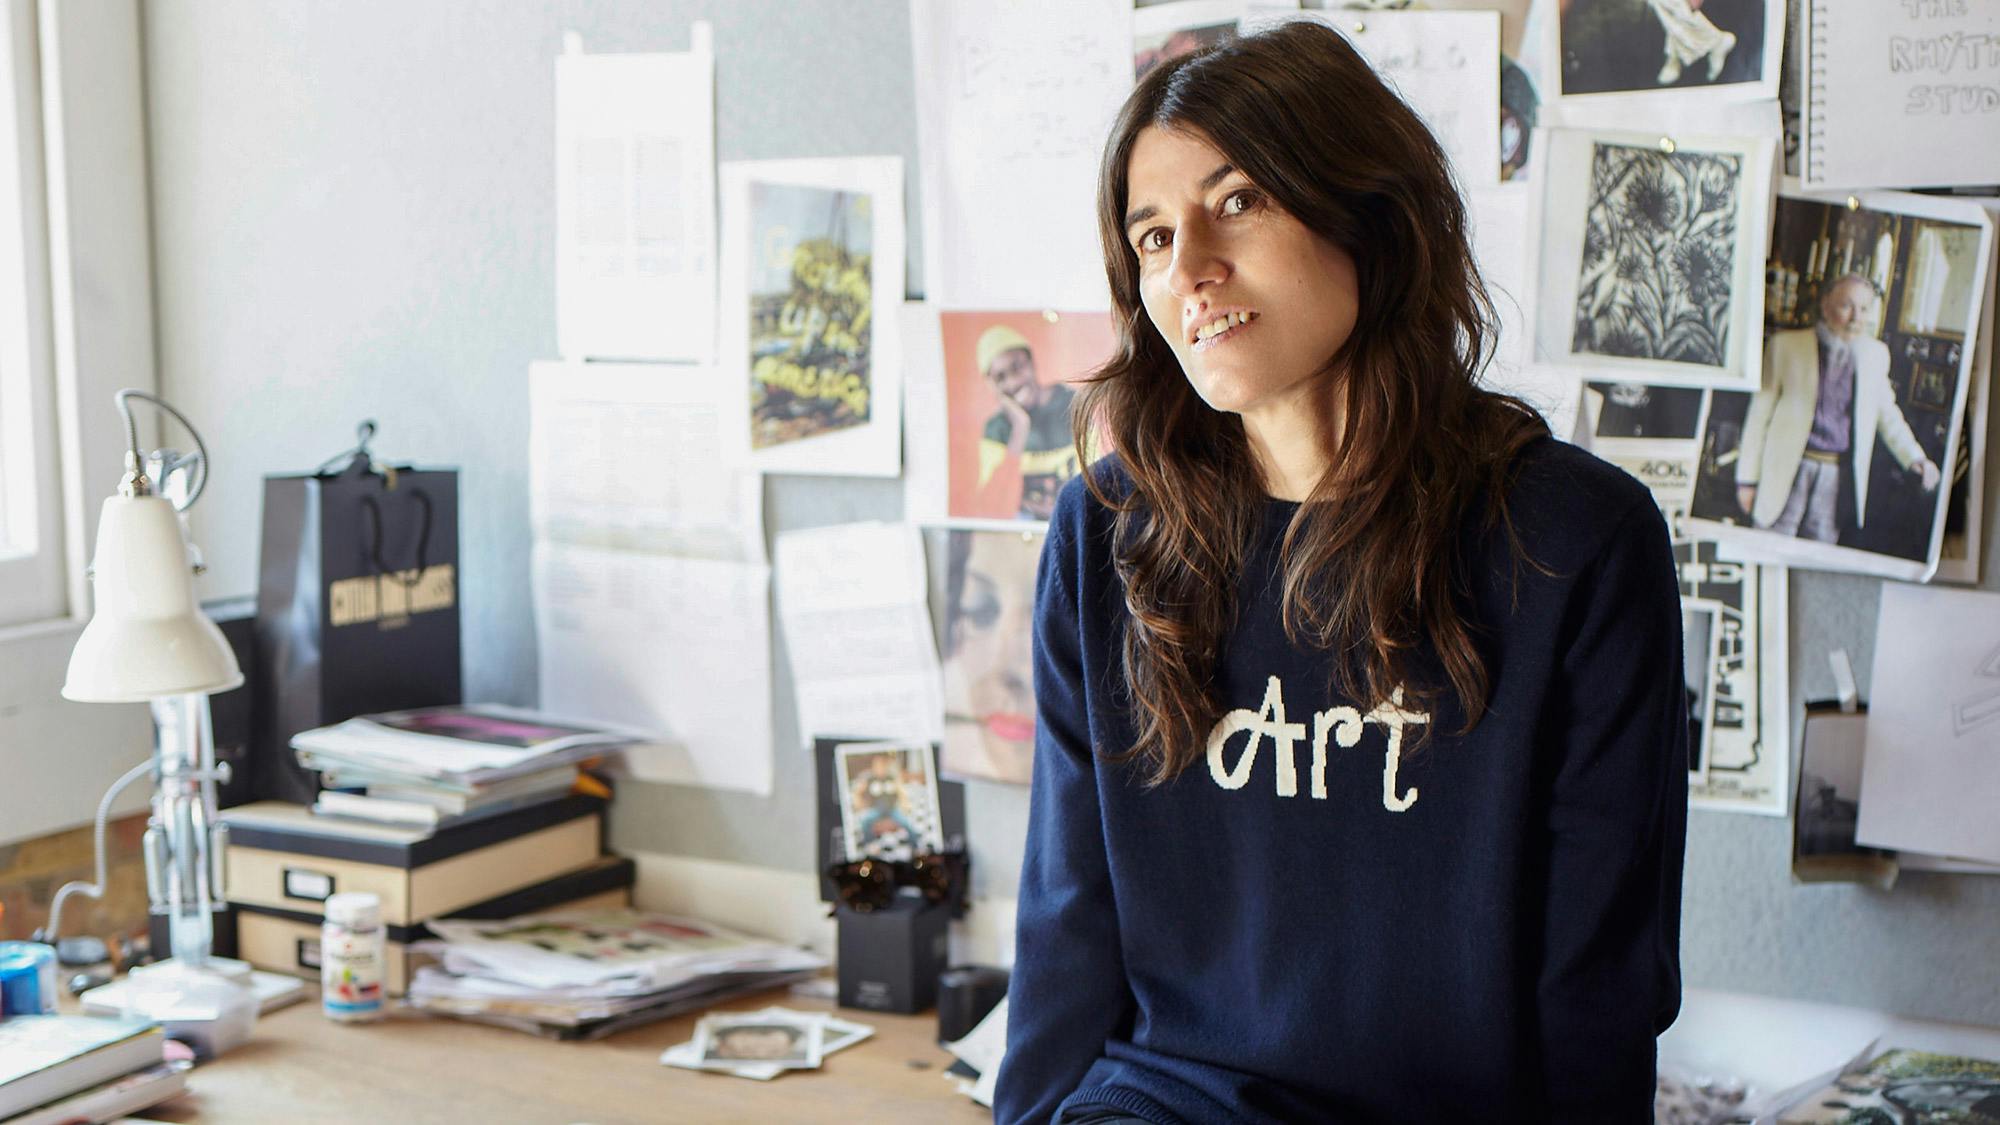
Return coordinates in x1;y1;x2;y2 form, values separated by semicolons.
995;21;1688;1124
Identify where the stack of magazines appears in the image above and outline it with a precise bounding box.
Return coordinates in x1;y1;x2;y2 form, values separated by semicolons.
403;908;827;1040
295;704;637;828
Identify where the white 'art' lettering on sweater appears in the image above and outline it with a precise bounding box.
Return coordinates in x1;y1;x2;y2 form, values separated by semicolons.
1205;677;1430;811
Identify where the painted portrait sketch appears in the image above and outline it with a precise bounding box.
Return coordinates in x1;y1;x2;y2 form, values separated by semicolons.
1571;143;1741;369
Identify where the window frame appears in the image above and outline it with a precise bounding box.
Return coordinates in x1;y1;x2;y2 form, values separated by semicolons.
0;0;160;847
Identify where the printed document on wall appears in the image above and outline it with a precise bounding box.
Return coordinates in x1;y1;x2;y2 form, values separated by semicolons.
910;0;1129;311
774;522;944;749
528;361;763;564
555;28;717;362
1856;583;2000;866
535;544;774;796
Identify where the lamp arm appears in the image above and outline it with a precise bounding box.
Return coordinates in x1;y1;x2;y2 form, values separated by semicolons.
113;389;210;510
41;757;155;946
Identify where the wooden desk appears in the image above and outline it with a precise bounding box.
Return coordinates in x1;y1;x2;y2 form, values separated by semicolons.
141;986;992;1124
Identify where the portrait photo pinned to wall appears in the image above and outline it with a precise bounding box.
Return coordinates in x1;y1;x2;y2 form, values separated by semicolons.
938;528;1042;787
933;310;1113;526
1685;188;1995;582
1552;0;1781;104
718;156;904;477
1532;126;1774;390
834;741;945;862
1133;1;1241;81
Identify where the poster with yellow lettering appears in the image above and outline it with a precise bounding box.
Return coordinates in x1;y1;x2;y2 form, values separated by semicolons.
720;157;905;476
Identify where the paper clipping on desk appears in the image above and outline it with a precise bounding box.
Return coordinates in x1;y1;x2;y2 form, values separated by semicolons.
718;156;905;477
528;361;764;565
943;994;1008;1108
660;1007;875;1080
774;522;945;749
554;28;717;363
535;544;774;795
1772;1045;2000;1124
1855;584;2000;868
909;0;1127;310
1247;9;1502;187
1581;388;1790;816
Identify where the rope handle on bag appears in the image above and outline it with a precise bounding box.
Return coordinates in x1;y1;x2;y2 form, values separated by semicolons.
359;488;433;590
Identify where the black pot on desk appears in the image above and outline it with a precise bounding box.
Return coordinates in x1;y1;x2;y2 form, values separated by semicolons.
835;894;949;1015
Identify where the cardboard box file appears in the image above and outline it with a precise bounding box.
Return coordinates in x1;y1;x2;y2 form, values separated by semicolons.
233;855;636;995
222;795;605;927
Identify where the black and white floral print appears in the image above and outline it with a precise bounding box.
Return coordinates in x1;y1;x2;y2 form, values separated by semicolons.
1571;143;1742;368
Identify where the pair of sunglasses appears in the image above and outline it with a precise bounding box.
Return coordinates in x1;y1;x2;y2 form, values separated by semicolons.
826;847;970;914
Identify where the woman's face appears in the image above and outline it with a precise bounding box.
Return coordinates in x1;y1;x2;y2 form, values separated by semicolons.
1123;125;1360;428
948;532;1039;769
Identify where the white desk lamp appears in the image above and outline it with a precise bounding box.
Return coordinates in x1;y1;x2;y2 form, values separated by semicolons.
48;388;259;1054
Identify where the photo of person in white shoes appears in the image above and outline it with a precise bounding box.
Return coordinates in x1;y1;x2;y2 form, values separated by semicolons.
1556;0;1777;98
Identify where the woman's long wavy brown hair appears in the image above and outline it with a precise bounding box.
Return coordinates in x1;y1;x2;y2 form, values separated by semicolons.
1081;20;1550;785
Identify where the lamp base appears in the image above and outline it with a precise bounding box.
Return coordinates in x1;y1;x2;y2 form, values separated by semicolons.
114;959;260;1058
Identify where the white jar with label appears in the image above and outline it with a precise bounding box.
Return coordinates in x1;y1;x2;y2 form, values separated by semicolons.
320;891;386;1023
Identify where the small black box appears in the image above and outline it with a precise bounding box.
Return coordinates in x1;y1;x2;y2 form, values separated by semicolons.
836;896;950;1014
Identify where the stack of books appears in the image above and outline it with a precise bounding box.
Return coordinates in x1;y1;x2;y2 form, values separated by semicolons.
219;795;634;994
294;704;639;829
0;1015;187;1125
404;908;828;1040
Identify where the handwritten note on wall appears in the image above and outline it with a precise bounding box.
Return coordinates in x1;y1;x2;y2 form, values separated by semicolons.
1247;10;1501;187
1806;0;2000;189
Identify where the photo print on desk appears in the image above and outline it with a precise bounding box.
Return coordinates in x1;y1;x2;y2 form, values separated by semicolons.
1685;188;1994;581
939;528;1043;787
1533;127;1774;391
717;156;904;477
834;742;946;863
1554;0;1781;102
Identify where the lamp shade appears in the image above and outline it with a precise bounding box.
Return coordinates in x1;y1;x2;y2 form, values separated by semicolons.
62;494;243;702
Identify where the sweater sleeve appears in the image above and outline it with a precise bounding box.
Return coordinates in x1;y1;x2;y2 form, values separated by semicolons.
992;489;1134;1125
1534;499;1689;1122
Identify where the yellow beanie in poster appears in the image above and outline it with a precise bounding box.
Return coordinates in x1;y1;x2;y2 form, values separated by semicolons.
976;325;1033;377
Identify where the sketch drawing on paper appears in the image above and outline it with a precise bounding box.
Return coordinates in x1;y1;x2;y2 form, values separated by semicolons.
1571;143;1741;369
1953;640;2000;738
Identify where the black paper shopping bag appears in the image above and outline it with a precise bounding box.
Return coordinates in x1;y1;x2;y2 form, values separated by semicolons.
252;447;462;804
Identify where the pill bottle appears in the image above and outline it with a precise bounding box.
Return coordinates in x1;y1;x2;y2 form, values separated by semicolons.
321;892;385;1023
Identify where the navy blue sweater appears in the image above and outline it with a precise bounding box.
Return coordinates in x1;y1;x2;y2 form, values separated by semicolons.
995;439;1688;1124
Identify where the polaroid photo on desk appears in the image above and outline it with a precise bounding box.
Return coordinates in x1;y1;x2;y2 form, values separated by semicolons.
834;741;946;862
690;1010;824;1072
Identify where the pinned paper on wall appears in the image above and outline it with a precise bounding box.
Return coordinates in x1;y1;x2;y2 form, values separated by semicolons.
528;360;773;794
1466;183;1581;439
534;544;774;796
718;157;905;477
774;522;944;750
1247;10;1502;186
528;361;763;565
1803;0;2000;191
555;27;718;364
910;0;1129;311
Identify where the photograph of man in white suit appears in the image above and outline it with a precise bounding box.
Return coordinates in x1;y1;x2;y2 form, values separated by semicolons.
1734;274;1941;544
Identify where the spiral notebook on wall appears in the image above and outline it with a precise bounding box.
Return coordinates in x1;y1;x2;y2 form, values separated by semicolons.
1802;0;2000;191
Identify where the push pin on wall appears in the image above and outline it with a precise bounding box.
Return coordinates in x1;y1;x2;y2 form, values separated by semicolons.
1658;136;1677;155
1846;195;1862;211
